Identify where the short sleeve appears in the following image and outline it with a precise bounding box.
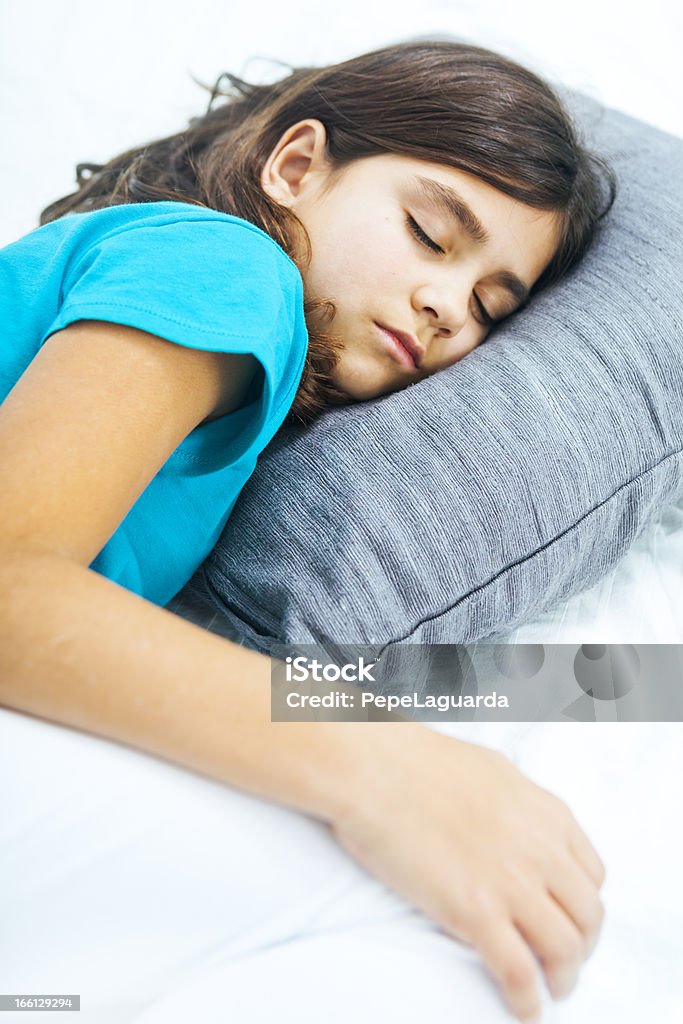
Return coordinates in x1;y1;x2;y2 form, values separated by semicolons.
41;208;305;417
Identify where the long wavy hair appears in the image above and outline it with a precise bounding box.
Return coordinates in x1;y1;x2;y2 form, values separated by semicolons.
40;39;617;427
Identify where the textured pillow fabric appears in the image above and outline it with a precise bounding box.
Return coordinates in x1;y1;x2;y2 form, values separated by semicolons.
167;88;683;655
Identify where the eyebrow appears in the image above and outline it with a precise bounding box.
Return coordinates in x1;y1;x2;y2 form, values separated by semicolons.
411;174;531;311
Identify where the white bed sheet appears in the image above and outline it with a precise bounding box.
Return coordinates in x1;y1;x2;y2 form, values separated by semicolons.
1;2;682;1021
1;711;681;1024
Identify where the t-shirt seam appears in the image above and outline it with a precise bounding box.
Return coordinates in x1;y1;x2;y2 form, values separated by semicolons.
170;345;306;466
54;299;273;338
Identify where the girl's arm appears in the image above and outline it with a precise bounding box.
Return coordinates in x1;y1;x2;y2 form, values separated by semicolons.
0;319;348;818
0;320;604;1024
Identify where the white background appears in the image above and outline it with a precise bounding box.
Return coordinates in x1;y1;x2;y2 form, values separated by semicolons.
1;0;681;247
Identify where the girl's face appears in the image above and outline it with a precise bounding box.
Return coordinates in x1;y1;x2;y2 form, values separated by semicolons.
261;121;561;401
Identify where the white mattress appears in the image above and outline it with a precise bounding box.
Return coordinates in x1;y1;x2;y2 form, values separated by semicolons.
1;2;681;1021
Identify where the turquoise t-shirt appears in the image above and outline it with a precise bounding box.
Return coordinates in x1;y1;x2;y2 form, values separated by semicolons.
0;200;309;606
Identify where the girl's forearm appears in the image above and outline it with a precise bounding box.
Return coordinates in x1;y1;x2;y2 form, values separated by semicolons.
0;552;607;1024
0;551;362;824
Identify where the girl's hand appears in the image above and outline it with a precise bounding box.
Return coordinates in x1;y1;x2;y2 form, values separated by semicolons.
331;724;606;1024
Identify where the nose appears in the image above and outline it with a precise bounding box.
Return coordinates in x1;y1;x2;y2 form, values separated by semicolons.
413;279;471;339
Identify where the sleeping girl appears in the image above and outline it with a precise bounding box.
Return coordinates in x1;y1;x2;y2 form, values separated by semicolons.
0;39;616;1024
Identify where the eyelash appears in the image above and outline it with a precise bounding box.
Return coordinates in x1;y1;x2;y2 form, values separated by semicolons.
405;214;494;327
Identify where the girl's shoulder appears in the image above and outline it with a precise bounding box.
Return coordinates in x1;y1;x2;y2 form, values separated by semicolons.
76;200;283;247
2;200;305;349
1;199;308;434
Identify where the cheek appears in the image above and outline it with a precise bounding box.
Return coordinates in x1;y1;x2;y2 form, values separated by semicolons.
333;213;406;285
309;230;369;294
321;249;398;302
303;212;412;305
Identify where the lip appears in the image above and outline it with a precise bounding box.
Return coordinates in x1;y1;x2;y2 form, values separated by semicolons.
375;323;424;369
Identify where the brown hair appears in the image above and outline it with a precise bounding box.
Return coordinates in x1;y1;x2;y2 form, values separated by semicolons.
40;39;617;427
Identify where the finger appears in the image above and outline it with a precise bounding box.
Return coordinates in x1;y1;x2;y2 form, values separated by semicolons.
567;825;607;888
548;855;606;961
512;891;583;1001
475;916;544;1023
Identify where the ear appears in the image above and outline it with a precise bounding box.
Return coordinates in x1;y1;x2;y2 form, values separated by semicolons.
260;119;330;207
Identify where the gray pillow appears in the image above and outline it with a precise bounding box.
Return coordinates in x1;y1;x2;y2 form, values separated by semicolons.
167;89;683;655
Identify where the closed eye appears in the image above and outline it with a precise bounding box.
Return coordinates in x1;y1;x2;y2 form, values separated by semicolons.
406;213;443;254
405;214;494;327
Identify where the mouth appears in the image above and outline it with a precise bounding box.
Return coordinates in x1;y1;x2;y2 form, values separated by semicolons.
375;323;423;370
